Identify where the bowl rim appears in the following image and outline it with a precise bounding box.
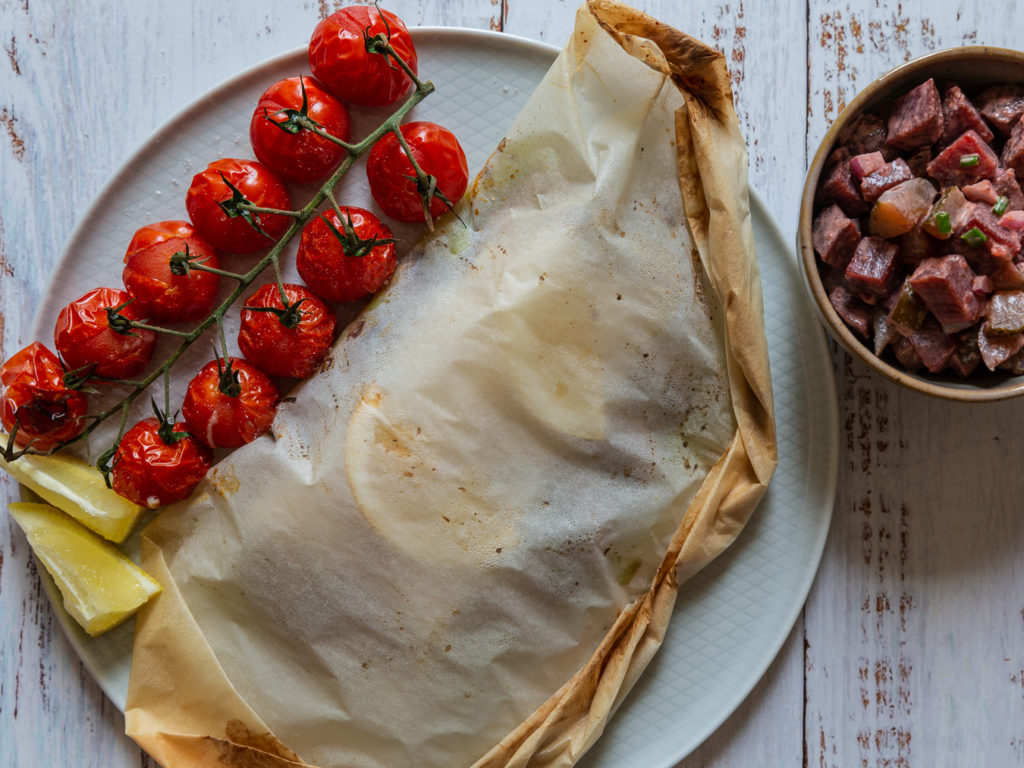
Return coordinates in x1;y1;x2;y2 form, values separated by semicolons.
798;44;1024;402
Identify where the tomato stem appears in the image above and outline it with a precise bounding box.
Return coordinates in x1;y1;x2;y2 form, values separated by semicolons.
236;202;303;218
129;321;192;339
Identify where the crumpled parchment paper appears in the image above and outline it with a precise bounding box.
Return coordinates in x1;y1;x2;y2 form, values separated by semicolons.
124;2;777;766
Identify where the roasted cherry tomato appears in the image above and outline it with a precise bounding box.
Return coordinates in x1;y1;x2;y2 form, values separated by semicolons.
54;287;156;380
123;232;221;323
250;76;351;183
366;121;469;223
0;343;87;450
296;206;397;303
309;5;417;107
237;283;337;379
182;357;281;449
124;220;197;261
111;417;213;508
185;158;291;254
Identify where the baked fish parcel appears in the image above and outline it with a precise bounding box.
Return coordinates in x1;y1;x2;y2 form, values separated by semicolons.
125;1;777;766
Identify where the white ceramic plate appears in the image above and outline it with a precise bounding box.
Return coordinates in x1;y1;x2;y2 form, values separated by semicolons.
27;28;837;768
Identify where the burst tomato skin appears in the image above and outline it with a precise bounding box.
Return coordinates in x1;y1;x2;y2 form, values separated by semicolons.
250;76;351;183
366;121;469;222
0;342;87;450
122;234;221;323
111;418;213;508
124;220;197;261
54;287;156;380
182;357;281;449
237;283;337;379
1;342;67;390
185;158;291;254
309;5;418;107
296;206;397;303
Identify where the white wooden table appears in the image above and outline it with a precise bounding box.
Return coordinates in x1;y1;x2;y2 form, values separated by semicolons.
3;1;1024;766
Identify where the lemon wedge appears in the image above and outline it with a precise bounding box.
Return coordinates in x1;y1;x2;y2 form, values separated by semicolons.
0;438;145;543
8;502;161;636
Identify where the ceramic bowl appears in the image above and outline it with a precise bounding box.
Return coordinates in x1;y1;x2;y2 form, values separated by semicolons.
798;46;1024;401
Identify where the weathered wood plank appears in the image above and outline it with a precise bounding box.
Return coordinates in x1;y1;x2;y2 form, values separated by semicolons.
805;3;1024;766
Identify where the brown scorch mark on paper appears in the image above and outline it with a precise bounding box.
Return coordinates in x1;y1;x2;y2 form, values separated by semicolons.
0;108;24;160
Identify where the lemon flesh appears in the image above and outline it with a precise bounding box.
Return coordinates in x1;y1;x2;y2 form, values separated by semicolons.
8;502;161;636
0;438;145;543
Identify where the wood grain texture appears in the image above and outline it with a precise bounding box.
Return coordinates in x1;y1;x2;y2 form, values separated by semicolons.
4;0;1023;767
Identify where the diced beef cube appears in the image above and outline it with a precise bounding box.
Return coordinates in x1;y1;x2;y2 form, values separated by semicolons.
828;284;872;337
816;147;870;216
926;130;1000;186
973;274;994;296
1000;115;1024;178
886;79;944;151
860;158;914;203
957;202;1022;257
846;236;901;302
908;254;981;327
891;335;924;371
941;84;994;144
813;205;861;269
993;168;1024;211
839;113;889;156
963;179;999;204
897;227;941;268
978;84;1024;135
850;151;886;178
908;320;957;373
986;289;1024;334
978;322;1024;370
949;328;983;377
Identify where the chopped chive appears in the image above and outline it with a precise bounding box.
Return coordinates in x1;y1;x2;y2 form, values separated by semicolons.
993;195;1010;216
935;211;952;234
959;153;980;167
961;226;988;247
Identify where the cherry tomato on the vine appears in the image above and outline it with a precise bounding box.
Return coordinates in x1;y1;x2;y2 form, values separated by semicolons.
185;158;291;254
54;287;156;380
250;76;351;183
366;121;469;223
111;417;213;508
122;231;221;323
0;343;87;450
182;357;280;449
124;220;197;260
309;5;418;107
296;206;397;303
237;283;337;379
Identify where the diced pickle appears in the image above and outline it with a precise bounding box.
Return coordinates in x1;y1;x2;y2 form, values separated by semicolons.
986;289;1024;335
922;186;968;240
887;281;928;335
869;178;938;238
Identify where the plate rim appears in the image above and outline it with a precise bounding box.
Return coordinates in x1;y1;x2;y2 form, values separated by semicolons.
23;26;839;768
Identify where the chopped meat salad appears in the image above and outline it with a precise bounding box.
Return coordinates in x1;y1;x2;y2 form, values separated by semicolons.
813;77;1024;378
